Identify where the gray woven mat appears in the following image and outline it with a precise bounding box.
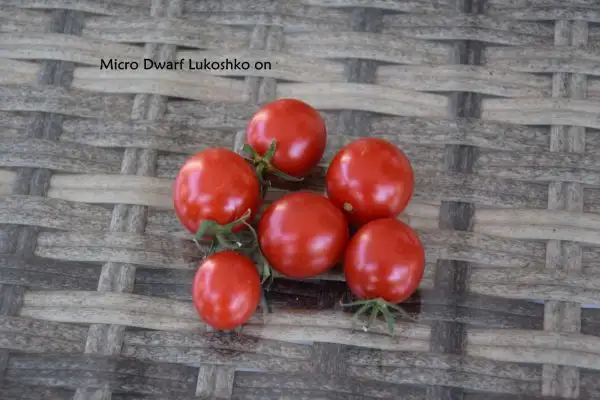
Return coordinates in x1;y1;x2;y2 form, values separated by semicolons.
1;0;600;399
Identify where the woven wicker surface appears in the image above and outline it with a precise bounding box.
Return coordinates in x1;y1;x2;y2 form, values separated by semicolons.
1;0;600;399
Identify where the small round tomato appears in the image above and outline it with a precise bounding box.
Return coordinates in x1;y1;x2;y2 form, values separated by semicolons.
173;148;261;234
258;192;349;278
246;98;327;178
326;138;414;227
344;218;424;303
192;251;261;330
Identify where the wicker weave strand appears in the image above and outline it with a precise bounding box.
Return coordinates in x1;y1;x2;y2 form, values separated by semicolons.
1;0;600;399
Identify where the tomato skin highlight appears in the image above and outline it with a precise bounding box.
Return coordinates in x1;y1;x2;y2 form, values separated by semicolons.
192;251;261;330
173;148;261;234
246;98;327;178
258;192;349;279
325;138;414;227
344;218;425;304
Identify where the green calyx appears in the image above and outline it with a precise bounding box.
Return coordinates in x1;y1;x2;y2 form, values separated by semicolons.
242;141;304;183
340;298;415;336
257;251;274;287
194;209;258;255
193;209;273;286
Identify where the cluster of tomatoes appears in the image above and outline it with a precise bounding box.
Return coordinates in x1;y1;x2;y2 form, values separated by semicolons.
173;99;425;335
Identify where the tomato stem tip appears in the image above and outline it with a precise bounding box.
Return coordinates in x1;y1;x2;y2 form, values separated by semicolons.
255;164;266;184
263;141;277;163
258;251;274;289
340;298;414;336
242;141;305;183
242;143;260;161
343;202;354;212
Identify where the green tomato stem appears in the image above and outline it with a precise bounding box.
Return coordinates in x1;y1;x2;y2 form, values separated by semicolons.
258;251;274;289
340;297;415;336
259;286;272;317
255;164;266;184
214;233;241;250
350;302;371;332
242;141;305;183
193;209;258;256
263;140;277;163
268;167;304;182
242;143;260;161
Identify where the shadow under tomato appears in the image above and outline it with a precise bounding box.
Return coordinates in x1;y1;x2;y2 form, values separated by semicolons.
266;277;350;311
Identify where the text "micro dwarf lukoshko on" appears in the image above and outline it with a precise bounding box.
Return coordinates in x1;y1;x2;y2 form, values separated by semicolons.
99;58;272;71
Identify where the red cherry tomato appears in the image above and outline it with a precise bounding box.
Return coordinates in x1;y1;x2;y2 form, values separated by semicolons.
344;218;425;303
326;138;414;227
192;251;261;330
246;98;327;177
258;192;349;278
173;148;261;234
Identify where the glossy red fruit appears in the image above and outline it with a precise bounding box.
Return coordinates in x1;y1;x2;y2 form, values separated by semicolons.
326;138;414;227
192;251;261;330
344;218;425;304
246;98;327;178
258;192;349;278
173;148;261;234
